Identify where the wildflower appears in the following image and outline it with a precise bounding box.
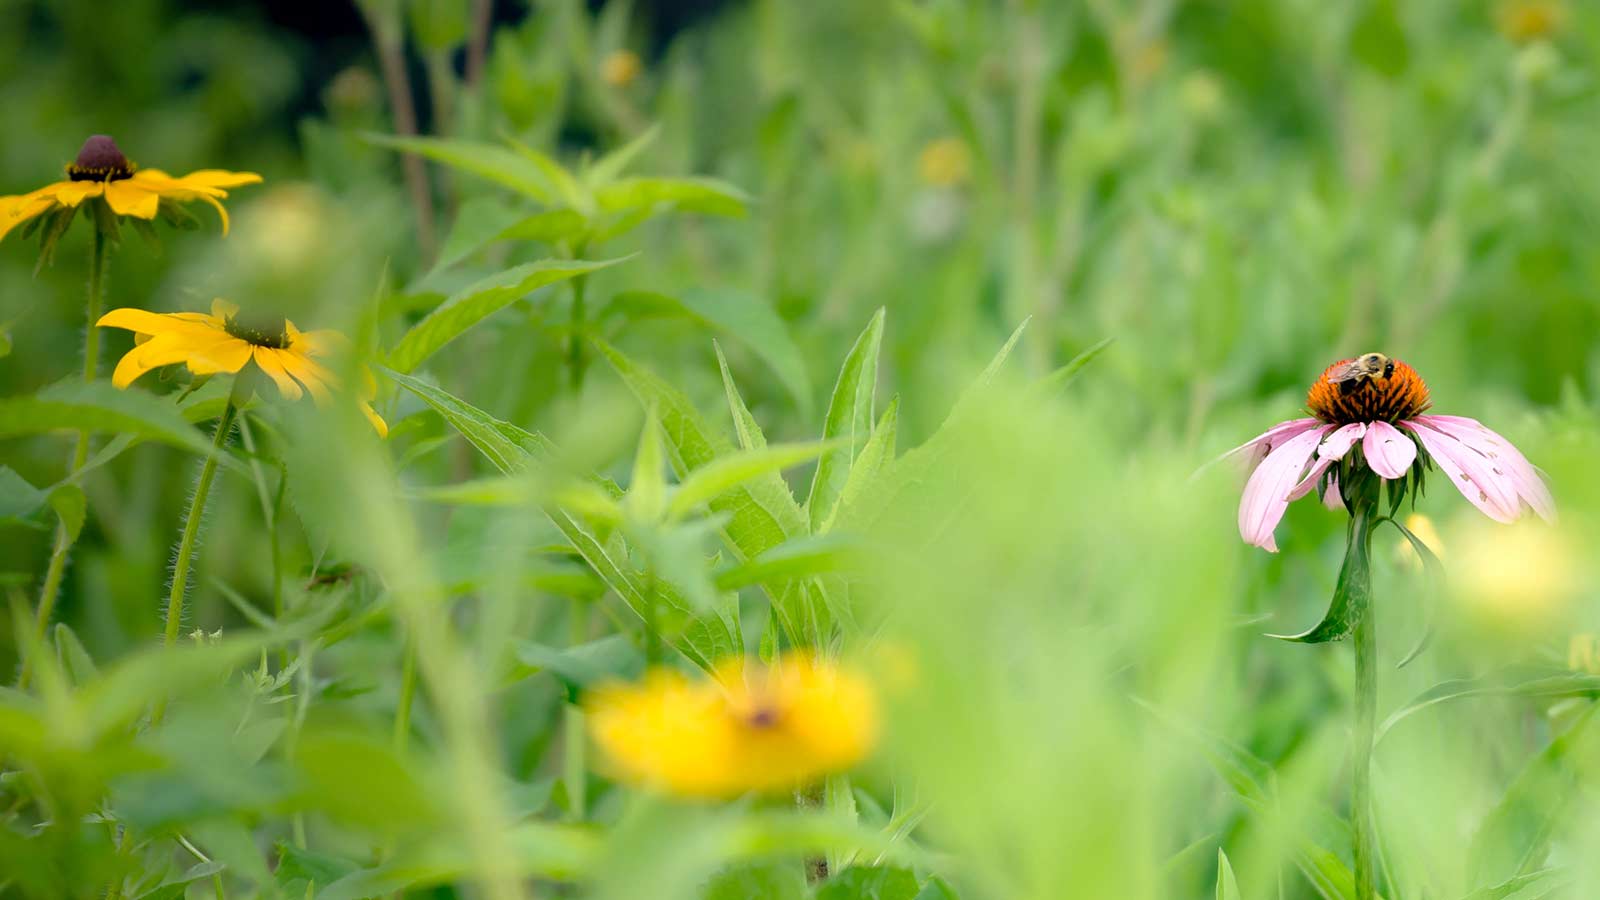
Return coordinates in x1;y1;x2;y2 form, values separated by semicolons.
1394;513;1444;570
587;654;877;798
0;136;261;242
600;50;643;88
1453;519;1577;630
1495;0;1566;44
97;300;387;436
1226;354;1553;551
916;138;971;189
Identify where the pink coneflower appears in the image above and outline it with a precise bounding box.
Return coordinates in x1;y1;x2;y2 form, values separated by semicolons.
1228;353;1554;551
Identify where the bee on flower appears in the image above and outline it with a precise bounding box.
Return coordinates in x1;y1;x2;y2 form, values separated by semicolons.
1225;352;1553;552
586;654;878;799
0;135;261;243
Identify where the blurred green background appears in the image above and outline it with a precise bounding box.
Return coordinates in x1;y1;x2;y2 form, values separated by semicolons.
3;0;1600;898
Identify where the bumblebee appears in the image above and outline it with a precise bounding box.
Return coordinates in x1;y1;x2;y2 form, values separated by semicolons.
1326;352;1395;395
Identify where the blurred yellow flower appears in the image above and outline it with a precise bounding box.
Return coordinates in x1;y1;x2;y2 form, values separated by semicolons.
917;138;971;189
1568;633;1600;675
97;300;387;436
1453;520;1578;631
1395;513;1445;570
587;654;878;798
0;136;260;242
1496;0;1566;43
601;50;643;88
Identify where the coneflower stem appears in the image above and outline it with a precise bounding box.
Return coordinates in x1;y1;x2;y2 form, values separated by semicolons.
1350;505;1379;900
151;381;242;724
23;222;110;690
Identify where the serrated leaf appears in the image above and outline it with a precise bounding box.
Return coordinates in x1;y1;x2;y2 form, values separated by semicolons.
510;635;644;699
612;289;810;414
388;257;626;373
1269;509;1372;643
825;398;899;533
595;176;749;218
364;133;557;201
498;208;589;244
0;381;238;471
383;368;555;471
0;466;46;521
670;441;837;521
716;340;768;451
1216;849;1241;900
432;196;529;271
506;137;591;213
131;861;226;900
808;309;884;531
628;407;668;522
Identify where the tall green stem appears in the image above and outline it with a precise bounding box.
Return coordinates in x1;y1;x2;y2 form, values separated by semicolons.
568;272;589;391
23;223;110;689
563;597;588;821
1349;505;1378;900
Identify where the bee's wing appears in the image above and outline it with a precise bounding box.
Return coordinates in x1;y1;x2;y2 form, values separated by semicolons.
1325;363;1364;384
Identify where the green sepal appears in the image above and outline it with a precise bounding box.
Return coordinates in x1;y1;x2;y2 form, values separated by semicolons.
33;206;78;274
1268;506;1372;643
157;197;202;230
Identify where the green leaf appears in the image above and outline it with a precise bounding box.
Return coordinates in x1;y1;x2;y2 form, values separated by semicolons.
0;326;11;359
714;533;867;591
1459;868;1573;900
670;441;837;521
132;861;226;900
317;822;597;900
506;137;592;214
509;635;644;699
1386;515;1443;667
1216;849;1242;900
53;623;98;685
807;309;884;531
388;257;627;373
587;126;660;187
1469;704;1600;887
703;863;807;900
47;483;86;544
628;407;668;522
293;729;443;834
716;340;768;451
364;133;557;201
432;196;530;271
1269;508;1372;643
274;843;362;899
912;877;960;900
1036;336;1113;396
0;467;46;521
825;397;899;533
613;289;811;414
1378;670;1600;744
595;176;750;218
498;208;589;244
383;368;554;472
0;381;235;467
814;866;920;900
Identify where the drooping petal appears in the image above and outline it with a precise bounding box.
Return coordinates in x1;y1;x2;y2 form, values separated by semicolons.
1287;423;1366;501
1413;415;1555;522
0;191;59;242
111;332;240;387
169;169;264;191
1323;472;1346;511
51;181;105;207
103;180;161;219
1363;420;1417;480
362;402;390;438
250;348;306;401
1403;420;1520;523
1238;425;1330;552
293;328;348;358
277;352;336;405
1206;417;1323;479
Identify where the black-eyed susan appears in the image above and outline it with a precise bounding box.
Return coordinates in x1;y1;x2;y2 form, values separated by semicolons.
587;654;877;799
97;300;388;436
0;135;261;243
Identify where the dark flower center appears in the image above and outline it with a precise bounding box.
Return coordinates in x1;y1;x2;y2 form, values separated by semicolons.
223;312;291;349
67;135;136;182
744;705;782;729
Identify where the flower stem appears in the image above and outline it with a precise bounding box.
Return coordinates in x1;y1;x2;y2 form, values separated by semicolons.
150;382;240;724
568;271;589;391
563;596;588;821
1350;505;1378;900
22;223;110;690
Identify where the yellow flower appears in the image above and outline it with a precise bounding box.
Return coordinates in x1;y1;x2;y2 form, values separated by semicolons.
587;654;878;798
0;135;261;242
600;50;643;88
916;138;971;189
1394;513;1445;570
97;300;387;436
1496;0;1566;44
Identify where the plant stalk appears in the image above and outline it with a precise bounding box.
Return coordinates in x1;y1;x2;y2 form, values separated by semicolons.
23;222;110;690
1350;505;1378;900
568;272;589;391
563;597;588;821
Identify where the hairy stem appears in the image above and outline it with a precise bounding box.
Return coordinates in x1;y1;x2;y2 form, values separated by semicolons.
23;223;110;690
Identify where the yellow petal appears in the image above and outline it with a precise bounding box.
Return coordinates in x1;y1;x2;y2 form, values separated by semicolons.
111;333;235;387
183;337;253;376
250;348;305;401
292;328;348;358
98;308;221;339
0;192;58;242
362;403;390;438
210;299;240;320
103;180;160;219
193;192;231;235
52;181;105;208
171;169;263;191
278;352;336;405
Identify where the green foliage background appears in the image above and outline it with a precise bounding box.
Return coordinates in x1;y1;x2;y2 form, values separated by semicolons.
3;0;1600;898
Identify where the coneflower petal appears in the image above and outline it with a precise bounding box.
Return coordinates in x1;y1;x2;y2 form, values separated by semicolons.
1403;420;1520;523
1413;415;1555;521
1287;422;1365;501
1362;420;1416;479
1238;426;1330;552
